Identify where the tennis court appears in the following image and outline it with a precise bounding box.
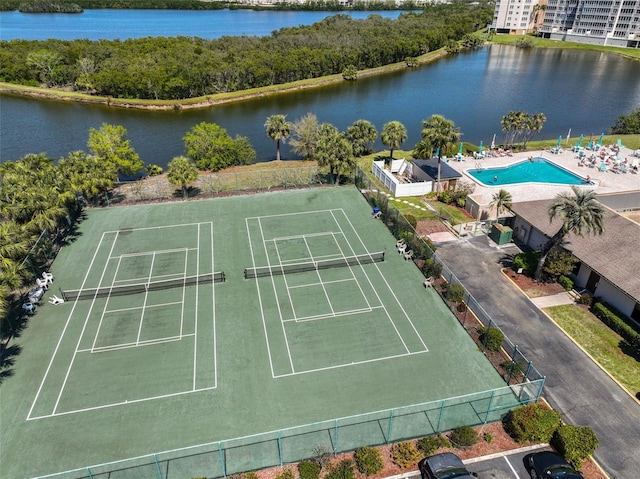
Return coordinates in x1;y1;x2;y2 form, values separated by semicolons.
1;187;507;479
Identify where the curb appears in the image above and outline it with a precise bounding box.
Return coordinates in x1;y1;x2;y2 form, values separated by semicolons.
461;443;549;464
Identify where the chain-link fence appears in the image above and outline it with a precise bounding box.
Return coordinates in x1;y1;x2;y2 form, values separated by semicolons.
36;380;543;479
115;166;324;204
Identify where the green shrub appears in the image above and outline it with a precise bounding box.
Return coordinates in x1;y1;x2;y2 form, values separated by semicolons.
478;326;505;352
558;275;574;291
447;283;465;303
312;444;333;469
438;189;455;204
551;424;599;470
404;213;417;230
483;432;493;443
422;259;442;279
503;403;562;443
417;435;450;455
576;293;592;306
449;426;479;448
592;302;640;352
325;460;355;479
513;251;540;277
275;468;295;479
354;446;384;476
298;461;321;479
391;441;420;468
244;473;259;479
146;164;163;176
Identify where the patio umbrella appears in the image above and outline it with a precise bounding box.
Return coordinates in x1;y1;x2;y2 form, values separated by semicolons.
458;143;463;155
491;134;496;150
557;136;562;147
435;146;440;158
597;133;604;146
575;134;583;148
479;141;483;154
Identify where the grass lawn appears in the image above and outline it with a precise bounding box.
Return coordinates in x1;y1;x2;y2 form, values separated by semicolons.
545;305;640;396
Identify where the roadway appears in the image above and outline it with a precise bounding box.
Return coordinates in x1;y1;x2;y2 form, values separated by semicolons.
435;235;640;478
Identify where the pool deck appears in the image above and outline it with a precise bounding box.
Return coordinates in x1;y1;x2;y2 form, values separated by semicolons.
447;144;640;205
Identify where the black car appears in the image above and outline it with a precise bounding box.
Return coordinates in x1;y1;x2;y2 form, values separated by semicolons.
418;452;478;479
525;451;585;479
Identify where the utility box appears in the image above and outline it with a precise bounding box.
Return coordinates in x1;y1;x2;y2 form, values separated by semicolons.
489;223;513;245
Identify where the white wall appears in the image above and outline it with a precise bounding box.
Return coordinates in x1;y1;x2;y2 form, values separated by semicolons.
575;264;637;317
372;161;433;197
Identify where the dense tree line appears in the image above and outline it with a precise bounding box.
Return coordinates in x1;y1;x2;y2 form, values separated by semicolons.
0;4;492;99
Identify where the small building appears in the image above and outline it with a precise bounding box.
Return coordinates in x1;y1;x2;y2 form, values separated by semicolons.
371;158;462;197
509;199;640;321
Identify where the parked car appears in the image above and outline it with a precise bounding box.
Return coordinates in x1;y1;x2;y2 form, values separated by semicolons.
525;451;585;479
418;452;478;479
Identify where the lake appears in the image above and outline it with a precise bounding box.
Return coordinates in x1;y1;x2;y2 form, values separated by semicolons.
3;45;639;167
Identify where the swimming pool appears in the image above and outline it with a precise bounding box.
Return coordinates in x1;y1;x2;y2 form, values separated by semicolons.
467;157;587;186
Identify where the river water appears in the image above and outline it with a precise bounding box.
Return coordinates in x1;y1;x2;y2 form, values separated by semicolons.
2;10;640;166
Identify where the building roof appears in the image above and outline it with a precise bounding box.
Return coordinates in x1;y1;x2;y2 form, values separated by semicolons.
413;159;463;181
510;199;640;301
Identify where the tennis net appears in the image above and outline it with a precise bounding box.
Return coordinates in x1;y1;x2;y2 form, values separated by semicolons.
244;251;384;279
62;272;226;301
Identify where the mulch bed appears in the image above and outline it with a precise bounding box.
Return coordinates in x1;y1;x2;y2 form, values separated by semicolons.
503;269;566;298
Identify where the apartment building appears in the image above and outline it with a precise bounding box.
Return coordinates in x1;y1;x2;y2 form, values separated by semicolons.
492;0;640;48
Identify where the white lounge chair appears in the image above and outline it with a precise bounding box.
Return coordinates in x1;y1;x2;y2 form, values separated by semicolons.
42;271;54;284
36;277;48;290
404;250;414;261
48;295;65;305
423;277;434;288
398;243;407;254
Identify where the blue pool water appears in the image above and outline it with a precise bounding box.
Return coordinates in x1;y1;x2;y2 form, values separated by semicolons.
468;157;586;186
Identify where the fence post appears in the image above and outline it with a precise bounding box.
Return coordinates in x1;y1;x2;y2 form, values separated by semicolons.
154;454;163;479
436;399;446;433
333;419;339;455
86;468;94;479
218;442;226;477
536;377;546;401
277;430;283;466
483;388;496;425
386;409;394;444
525;360;533;380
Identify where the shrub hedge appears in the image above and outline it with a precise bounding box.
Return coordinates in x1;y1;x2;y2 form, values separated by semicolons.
592;302;640;352
503;403;562;443
558;275;574;291
513;251;540;277
354;446;384;476
417;435;451;456
449;426;479;448
298;461;321;479
325;460;355;479
390;441;420;468
551;424;599;470
478;326;505;352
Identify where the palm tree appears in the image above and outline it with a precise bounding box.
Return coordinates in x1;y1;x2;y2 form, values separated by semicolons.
380;121;407;161
420;115;460;195
534;186;606;280
290;113;320;160
167;156;199;199
346;119;378;157
490;189;513;218
264;114;291;162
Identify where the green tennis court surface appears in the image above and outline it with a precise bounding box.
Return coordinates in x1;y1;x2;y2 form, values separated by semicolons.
1;187;507;479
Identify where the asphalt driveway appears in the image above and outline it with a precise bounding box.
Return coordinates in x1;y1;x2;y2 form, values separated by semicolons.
434;235;640;478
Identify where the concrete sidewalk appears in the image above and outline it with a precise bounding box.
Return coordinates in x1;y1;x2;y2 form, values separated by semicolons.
529;292;575;308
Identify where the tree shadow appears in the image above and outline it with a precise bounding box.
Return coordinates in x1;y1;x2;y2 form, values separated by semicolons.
171;186;202;199
619;339;640;363
0;344;22;385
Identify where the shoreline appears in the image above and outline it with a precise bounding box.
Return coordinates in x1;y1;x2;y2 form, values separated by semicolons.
0;50;448;111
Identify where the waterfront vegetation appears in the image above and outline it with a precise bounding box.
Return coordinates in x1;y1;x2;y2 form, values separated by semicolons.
545;305;640;397
0;4;491;100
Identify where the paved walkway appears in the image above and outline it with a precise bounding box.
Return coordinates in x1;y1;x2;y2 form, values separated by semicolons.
435;235;640;478
529;292;575;308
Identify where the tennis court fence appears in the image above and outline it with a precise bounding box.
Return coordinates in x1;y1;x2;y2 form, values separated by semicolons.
244;251;385;279
61;272;226;301
35;379;543;479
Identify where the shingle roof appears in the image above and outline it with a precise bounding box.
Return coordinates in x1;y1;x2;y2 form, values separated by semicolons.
510;199;640;301
413;159;463;181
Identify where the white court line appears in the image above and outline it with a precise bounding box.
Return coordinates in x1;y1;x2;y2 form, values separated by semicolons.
52;231;121;416
266;231;341;242
274;350;428;378
136;251;156;345
27;231;114;420
302;235;335;318
106;301;183;314
331;230;377;310
287;277;355;289
246;209;337;220
329;210;411;354
77;334;193;354
209;221;218;389
113;246;193;259
274;239;299;321
181;247;188;341
192;224;199;389
111;271;187;284
28;385;219;421
335;209;429;352
103;222;207;234
283;306;382;323
246;218;277;379
91;255;124;352
259;218;295;373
